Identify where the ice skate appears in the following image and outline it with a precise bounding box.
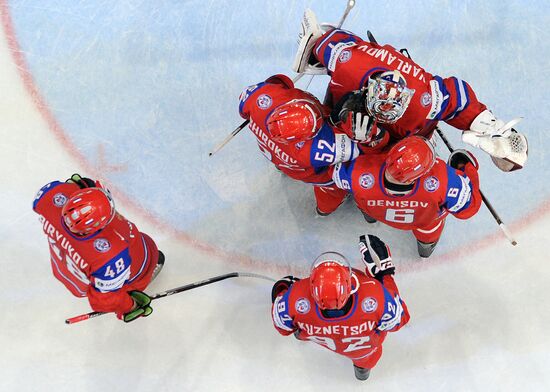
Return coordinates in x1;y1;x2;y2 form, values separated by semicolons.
353;365;370;381
417;240;438;258
362;211;377;223
151;250;165;281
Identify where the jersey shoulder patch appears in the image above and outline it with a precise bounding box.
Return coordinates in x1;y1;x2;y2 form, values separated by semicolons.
238;81;267;116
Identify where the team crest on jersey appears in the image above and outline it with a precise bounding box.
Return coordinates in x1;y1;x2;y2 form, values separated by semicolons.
421;92;432;107
361;297;378;313
93;238;111;253
295;298;311;314
359;173;375;189
53;193;68;207
295;141;305;150
338;49;352;63
424;176;440;192
256;94;272;109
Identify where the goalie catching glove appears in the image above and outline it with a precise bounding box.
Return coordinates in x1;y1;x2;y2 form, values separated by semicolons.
358;235;395;281
462;110;528;172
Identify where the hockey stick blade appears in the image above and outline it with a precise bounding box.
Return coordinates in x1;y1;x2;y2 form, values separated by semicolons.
65;272;275;324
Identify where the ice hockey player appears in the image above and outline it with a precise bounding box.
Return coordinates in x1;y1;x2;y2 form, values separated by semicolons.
271;235;409;381
239;74;377;216
292;9;528;172
33;174;164;322
332;136;481;257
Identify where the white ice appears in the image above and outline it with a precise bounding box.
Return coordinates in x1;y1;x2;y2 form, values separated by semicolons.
0;1;549;391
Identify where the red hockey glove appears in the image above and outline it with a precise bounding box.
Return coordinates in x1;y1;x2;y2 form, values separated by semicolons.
271;276;300;303
359;235;395;281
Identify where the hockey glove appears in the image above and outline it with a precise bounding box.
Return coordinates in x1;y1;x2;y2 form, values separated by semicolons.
462;110;527;172
123;291;153;323
359;235;395;281
333;91;378;142
271;276;300;303
66;173;96;189
448;149;479;171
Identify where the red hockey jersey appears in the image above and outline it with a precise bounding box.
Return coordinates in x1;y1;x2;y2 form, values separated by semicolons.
33;181;159;315
239;76;362;185
313;29;487;140
332;154;481;231
272;269;409;368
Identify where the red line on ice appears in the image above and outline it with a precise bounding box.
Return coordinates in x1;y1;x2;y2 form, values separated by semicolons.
1;1;546;275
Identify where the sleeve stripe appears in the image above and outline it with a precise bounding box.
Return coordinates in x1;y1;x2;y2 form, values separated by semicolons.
315;29;340;57
446;78;469;120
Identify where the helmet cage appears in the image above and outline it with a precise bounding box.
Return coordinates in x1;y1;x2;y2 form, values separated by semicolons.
366;71;415;124
62;188;116;235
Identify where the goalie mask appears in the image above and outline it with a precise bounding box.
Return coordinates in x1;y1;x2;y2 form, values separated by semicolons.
266;99;323;144
385;136;436;184
310;252;358;310
62;188;115;235
366;70;415;124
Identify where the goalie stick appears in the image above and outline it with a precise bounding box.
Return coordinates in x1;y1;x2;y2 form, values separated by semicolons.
65;272;276;325
435;127;518;246
208;0;356;157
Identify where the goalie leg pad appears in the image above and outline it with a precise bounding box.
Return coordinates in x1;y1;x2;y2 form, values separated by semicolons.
292;9;326;74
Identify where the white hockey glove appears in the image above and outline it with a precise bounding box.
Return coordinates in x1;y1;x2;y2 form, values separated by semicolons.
292;9;327;75
462;110;528;172
358;235;395;281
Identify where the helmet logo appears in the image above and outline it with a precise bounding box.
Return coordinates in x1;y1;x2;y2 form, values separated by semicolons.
256;94;272;109
295;298;311;314
361;297;378;313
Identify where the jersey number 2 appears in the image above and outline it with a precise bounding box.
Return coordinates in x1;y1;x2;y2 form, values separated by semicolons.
306;335;372;353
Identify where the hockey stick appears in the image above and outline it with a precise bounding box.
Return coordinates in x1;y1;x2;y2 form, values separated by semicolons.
208;73;306;157
65;272;275;325
337;0;356;29
435;127;518;246
208;0;355;157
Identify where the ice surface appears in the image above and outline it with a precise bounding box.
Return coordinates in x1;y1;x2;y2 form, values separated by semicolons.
0;1;549;391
